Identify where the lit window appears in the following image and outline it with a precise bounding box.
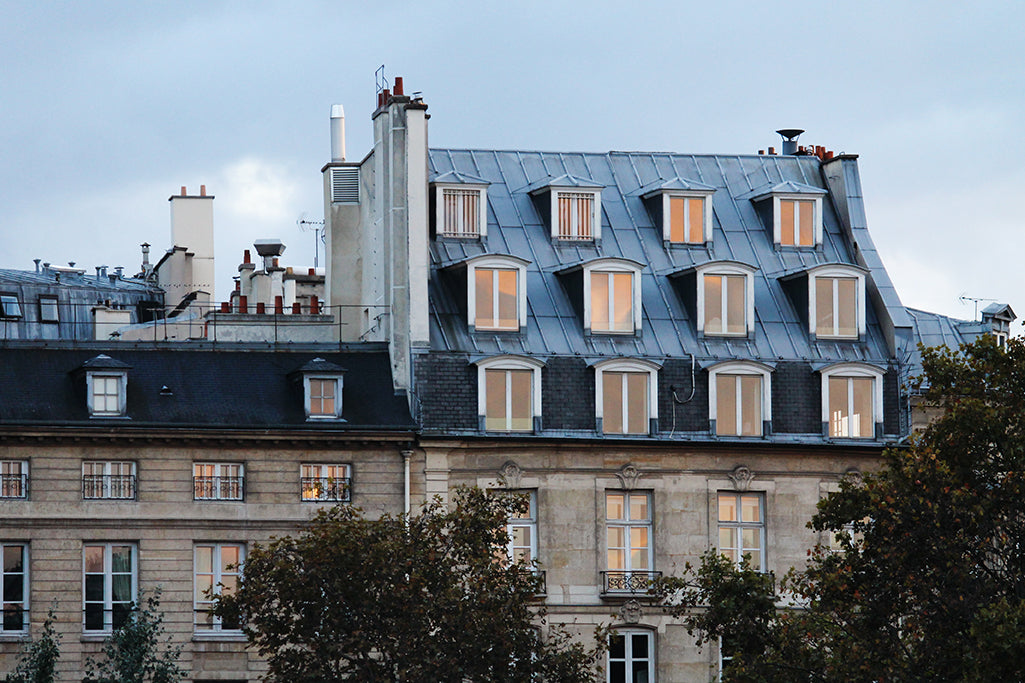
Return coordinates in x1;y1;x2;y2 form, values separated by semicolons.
194;543;243;632
1;461;27;499
88;373;126;417
708;362;772;437
605;492;654;592
704;273;747;335
440;188;484;237
607;630;654;683
39;296;59;323
308;378;337;417
808;265;866;340
821;363;883;439
1;544;28;633
669;195;708;244
779;198;816;246
82;461;136;500
476;268;519;331
0;294;22;319
595;359;659;436
297;358;346;420
301;464;351;502
83;543;136;632
591;271;634;333
505;491;537;565
194;463;244;501
476;356;543;433
718;492;764;571
556;191;596;239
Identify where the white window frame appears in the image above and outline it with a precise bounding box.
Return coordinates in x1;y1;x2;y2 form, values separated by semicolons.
435;183;487;238
300;463;352;502
583;259;643;335
717;491;766;571
607;629;655;683
82;460;136;500
86;371;127;417
466;255;529;333
194;543;245;633
475;356;544;433
1;543;28;634
193;462;245;501
707;361;772;437
773;194;823;247
808;264;867;340
661;190;713;245
694;262;756;337
505;490;538;566
303;375;343;420
550;189;602;241
820;363;884;439
82;542;137;633
1;460;28;499
605;491;654;578
594;358;660;436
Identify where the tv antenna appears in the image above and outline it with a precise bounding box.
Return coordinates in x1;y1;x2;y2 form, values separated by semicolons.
959;294;996;321
297;213;325;269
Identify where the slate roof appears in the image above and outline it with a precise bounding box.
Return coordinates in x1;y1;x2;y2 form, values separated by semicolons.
0;268;158;292
427;149;906;366
0;345;413;430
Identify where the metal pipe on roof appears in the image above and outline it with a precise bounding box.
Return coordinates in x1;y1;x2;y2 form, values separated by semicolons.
330;104;346;162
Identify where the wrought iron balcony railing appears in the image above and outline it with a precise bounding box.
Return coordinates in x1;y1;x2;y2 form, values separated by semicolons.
601;570;662;595
0;474;27;499
193;476;244;501
82;474;136;500
300;476;352;502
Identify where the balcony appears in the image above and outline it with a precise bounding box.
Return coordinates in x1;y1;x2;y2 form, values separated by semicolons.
300;476;351;503
0;474;27;499
82;475;136;500
600;570;662;595
193;476;244;501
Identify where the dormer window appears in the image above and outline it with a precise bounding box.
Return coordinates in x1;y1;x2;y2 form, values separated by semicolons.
638;177;715;247
464;255;529;333
748;181;826;248
811;266;866;340
80;355;130;418
780;198;816;246
586;260;643;335
432;171;490;238
668;261;757;338
707;361;772;437
0;294;22;319
296;358;346;421
525;174;603;242
594;358;660;436
475;356;544;432
820;363;884;439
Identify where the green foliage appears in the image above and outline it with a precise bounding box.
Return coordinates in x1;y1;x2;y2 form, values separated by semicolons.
215;487;604;682
4;610;60;683
82;590;184;683
661;336;1025;682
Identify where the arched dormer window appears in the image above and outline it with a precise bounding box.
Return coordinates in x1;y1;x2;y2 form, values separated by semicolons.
462;254;530;333
707;361;773;436
593;358;660;436
475;355;544;432
808;264;867;340
669;261;756;338
819;362;884;439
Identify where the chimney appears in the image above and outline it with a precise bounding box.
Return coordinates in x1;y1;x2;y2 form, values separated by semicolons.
394;76;404;96
169;184;215;302
330;104;346;162
140;243;151;273
33;259;41;273
253;239;286;271
776;129;804;155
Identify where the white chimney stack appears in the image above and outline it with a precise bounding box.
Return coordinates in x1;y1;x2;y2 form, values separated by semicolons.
330;104;346;162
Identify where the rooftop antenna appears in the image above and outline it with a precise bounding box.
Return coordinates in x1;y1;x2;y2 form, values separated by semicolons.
959;294;996;321
297;213;325;269
375;65;389;95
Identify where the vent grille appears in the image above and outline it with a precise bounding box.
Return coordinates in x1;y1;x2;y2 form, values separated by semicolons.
331;167;360;203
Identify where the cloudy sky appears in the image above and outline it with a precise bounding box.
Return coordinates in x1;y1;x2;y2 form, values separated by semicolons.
2;1;1022;327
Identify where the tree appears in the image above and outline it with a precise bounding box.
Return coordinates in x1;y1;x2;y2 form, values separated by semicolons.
658;335;1025;682
4;610;60;683
82;590;184;683
214;487;605;682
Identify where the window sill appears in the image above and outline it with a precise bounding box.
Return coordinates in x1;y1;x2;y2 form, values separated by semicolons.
81;633;112;642
192;632;247;642
0;633;28;642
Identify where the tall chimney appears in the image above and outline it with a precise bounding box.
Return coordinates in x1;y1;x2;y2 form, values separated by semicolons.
776;129;805;155
330;104;346;162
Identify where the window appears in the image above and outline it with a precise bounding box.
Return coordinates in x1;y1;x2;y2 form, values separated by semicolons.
1;544;27;633
668;195;707;244
38;296;59;323
718;492;764;571
297;358;346;421
439;187;485;238
708;362;772;437
301;464;351;502
821;363;883;439
86;372;127;417
591;271;634;334
83;543;136;632
476;356;543;433
194;463;244;501
194;543;243;632
464;255;529;333
0;294;22;319
809;265;866;340
595;359;659;436
1;461;27;499
608;630;654;683
82;461;136;500
505;491;537;565
779;198;815;246
639;177;715;247
704;273;746;335
604;491;654;592
308;378;338;417
556;191;596;239
527;174;603;241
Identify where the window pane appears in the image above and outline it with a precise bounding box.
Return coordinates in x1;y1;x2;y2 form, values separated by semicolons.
837;278;857;337
508;369;532;431
496;269;518;329
718;493;738;522
816;278;834;335
740;375;761;436
669;196;686;242
852;377;874;438
84;604;104;631
221;546;240;569
798;200;814;245
475;269;494;328
780;200;795;245
591;272;610;331
741;495;761;523
612;272;633;332
629;493;648;521
726;275;746;334
746;548;763;572
630;531;649;569
607;548;626;570
606;493;625;520
112;575;132;601
704;275;722;333
607;527;625;550
603;372;624;434
829;377;848;437
485;369;506;431
719;529;737;553
111;546;132;573
625;372;647;434
3;546;23;573
688;196;704;243
742;527;761;551
84;546;104;573
716;375;737;436
609;633;626;658
195;574;213;601
3;575;22;602
85;574;104;602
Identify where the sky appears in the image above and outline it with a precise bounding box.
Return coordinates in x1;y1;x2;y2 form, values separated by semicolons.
2;1;1022;329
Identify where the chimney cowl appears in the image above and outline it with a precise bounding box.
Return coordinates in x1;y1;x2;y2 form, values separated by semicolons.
776;128;805;155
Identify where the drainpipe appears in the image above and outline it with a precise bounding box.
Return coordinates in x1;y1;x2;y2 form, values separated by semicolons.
401;449;412;515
